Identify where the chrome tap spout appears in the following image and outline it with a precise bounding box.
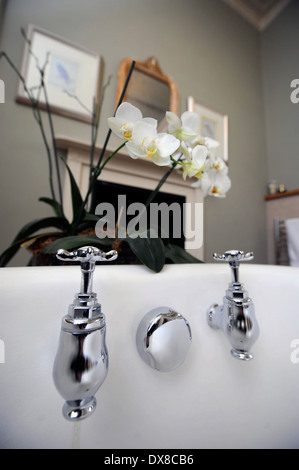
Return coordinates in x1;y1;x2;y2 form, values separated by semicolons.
207;250;259;361
53;246;117;421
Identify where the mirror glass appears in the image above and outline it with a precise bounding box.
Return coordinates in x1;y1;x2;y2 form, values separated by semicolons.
116;57;179;129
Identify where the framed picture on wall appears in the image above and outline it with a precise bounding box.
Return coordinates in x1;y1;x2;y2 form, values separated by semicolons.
16;24;103;123
188;96;228;162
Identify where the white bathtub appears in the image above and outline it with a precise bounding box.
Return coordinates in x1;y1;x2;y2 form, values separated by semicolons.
0;263;299;449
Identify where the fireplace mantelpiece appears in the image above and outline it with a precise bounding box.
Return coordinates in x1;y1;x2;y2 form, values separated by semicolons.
55;137;204;260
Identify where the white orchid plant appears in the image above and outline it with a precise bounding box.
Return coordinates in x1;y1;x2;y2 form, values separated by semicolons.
109;101;231;198
0;42;230;272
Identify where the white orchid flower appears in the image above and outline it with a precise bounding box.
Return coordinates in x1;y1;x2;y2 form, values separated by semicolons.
179;141;192;161
166;111;199;142
203;137;220;154
191;136;220;162
213;157;227;172
193;169;231;197
126;120;180;166
181;144;208;179
205;154;228;172
108;102;157;141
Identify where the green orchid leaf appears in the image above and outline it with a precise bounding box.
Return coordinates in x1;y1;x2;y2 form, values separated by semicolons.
75;213;100;233
39;197;64;218
164;243;204;264
0;217;70;267
12;217;70;240
0;234;42;267
125;229;165;273
43;234;114;254
60;158;85;224
82;213;100;222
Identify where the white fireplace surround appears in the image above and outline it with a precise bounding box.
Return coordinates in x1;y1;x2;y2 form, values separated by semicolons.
55;137;204;260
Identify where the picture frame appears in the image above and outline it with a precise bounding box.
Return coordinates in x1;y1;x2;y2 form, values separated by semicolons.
187;96;228;162
16;24;103;123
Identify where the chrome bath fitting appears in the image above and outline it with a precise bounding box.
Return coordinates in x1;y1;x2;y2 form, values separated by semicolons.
207;250;259;361
136;307;192;372
53;246;118;421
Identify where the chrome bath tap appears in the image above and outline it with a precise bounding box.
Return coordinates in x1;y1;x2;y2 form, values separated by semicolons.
207;250;259;361
53;246;117;421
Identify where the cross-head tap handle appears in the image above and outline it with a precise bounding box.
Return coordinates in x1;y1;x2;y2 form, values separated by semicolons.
56;246;118;264
213;250;254;284
56;246;118;294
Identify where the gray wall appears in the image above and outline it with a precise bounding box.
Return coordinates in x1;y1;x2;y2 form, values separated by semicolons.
0;1;8;43
0;0;271;266
261;0;299;191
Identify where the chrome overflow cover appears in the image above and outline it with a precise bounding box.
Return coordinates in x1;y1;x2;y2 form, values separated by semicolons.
136;307;192;372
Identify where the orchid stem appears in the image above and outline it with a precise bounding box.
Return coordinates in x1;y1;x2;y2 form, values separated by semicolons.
98;141;126;173
88;74;113;206
42;81;64;212
72;61;136;232
95;60;135;171
71;141;126;235
0;51;58;203
129;160;177;235
144;160;177;209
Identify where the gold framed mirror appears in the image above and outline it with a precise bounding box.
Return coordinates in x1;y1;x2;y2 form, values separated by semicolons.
116;57;179;128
